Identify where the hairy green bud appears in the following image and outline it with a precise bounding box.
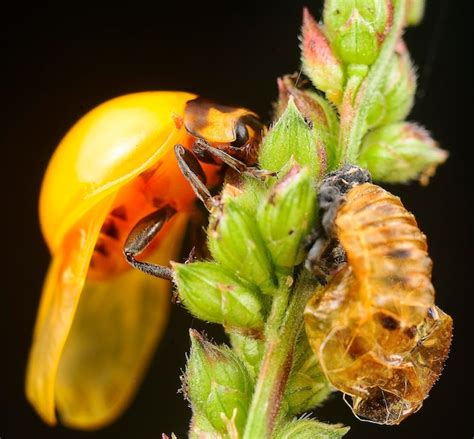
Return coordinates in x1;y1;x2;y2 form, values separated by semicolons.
276;419;349;439
383;42;417;123
258;166;317;268
260;98;324;179
366;41;416;129
324;0;391;66
276;76;338;169
335;10;379;65
208;196;277;294
358;122;448;184
173;262;264;329
324;0;391;35
186;331;253;435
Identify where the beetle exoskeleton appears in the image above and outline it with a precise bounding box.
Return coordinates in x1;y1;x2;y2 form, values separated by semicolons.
305;182;453;425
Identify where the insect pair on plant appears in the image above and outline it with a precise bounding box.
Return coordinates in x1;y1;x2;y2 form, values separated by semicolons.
26;0;452;433
27;87;452;431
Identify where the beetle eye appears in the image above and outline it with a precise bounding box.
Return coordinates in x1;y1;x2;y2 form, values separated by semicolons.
231;122;249;148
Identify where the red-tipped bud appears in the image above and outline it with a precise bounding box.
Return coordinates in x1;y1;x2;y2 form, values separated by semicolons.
301;8;344;105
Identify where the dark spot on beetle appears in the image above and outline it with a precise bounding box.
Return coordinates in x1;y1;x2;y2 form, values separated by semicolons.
387;248;411;259
101;219;120;240
379;314;400;331
404;326;417;339
140;163;161;181
94;241;110;257
110;205;127;221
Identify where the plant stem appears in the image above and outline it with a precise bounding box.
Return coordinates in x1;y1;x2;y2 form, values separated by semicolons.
338;0;406;165
243;274;318;439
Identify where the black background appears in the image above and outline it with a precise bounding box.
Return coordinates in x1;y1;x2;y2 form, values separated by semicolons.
3;1;470;437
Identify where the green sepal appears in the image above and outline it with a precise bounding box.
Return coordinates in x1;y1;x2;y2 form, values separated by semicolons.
366;42;416;129
208;196;277;295
358;122;448;184
186;330;253;435
324;0;390;36
259;98;323;179
335;11;379;65
276;76;339;170
257;166;317;268
173;261;265;329
380;43;417;126
324;0;390;66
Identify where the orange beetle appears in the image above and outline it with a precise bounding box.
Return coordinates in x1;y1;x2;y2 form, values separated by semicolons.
26;91;264;429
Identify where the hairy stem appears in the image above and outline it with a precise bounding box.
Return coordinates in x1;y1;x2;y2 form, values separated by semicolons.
338;0;406;165
243;274;318;439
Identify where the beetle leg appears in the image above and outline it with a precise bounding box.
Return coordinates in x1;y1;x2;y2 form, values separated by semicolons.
123;205;177;280
304;233;332;277
193;138;276;180
174;144;219;211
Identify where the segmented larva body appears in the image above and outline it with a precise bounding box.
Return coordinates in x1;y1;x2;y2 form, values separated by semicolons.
305;183;452;425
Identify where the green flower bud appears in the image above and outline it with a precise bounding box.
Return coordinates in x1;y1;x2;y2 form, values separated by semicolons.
365;41;416;129
406;0;425;26
324;0;391;66
257;166;317;268
276;76;339;169
229;332;264;379
208;197;277;294
365;89;387;129
336;10;378;65
276;419;349;439
259;98;324;179
368;41;416;127
173;262;264;329
300;8;344;105
358;122;448;184
324;0;391;37
380;41;417;125
186;330;252;435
